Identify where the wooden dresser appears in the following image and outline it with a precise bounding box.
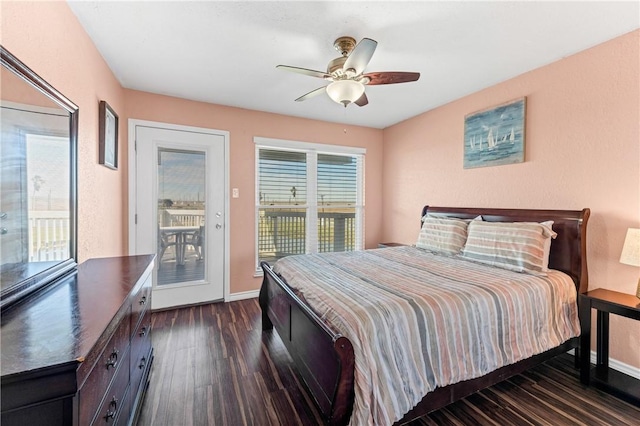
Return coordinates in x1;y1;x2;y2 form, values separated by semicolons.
1;255;155;425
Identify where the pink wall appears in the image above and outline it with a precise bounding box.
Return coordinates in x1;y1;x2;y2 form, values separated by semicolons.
125;90;384;293
4;1;637;368
1;1;384;295
1;1;128;262
382;30;640;368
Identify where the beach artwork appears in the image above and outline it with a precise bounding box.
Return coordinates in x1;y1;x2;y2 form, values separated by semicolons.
463;97;526;169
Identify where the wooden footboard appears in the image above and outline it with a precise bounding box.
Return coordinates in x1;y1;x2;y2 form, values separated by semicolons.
259;261;355;425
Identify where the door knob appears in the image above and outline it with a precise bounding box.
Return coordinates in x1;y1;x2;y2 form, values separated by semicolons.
215;223;222;229
0;212;7;220
0;227;7;235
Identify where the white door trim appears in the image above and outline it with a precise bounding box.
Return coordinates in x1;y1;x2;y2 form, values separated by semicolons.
127;119;231;303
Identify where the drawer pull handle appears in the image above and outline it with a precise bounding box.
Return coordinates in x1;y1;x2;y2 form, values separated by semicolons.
104;396;118;421
139;326;147;337
139;295;147;305
139;356;147;370
105;348;119;370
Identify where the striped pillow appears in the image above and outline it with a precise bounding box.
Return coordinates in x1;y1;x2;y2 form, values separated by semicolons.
461;221;557;274
416;217;468;255
539;221;555;271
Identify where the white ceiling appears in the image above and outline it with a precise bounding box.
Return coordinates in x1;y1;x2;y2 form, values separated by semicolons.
68;1;639;129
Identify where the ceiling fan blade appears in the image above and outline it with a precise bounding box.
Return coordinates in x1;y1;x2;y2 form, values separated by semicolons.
276;65;331;79
343;38;377;75
294;86;327;102
363;71;420;85
354;93;368;107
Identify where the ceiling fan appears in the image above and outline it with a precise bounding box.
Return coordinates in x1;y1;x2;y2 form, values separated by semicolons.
277;36;420;107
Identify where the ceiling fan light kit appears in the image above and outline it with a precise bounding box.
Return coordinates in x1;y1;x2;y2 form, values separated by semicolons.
326;80;365;107
277;36;420;108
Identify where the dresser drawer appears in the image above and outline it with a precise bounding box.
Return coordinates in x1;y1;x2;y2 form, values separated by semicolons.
130;309;152;390
130;346;152;406
114;385;132;426
79;318;131;426
90;349;130;426
131;276;151;330
130;310;151;371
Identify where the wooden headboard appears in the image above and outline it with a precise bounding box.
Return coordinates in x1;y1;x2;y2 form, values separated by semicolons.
422;206;590;294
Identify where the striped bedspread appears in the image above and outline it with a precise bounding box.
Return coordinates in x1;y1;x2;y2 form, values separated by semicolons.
273;246;580;426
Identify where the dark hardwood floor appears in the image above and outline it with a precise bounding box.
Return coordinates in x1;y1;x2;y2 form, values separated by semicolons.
137;299;640;426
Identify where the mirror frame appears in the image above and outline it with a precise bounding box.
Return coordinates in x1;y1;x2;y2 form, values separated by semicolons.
0;46;78;309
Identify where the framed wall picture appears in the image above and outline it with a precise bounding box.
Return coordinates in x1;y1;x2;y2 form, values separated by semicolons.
463;97;526;169
99;100;118;169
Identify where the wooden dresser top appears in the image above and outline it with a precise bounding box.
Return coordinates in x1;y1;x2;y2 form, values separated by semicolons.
1;255;155;380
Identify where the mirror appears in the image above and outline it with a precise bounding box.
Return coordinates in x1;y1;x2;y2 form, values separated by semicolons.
0;46;78;308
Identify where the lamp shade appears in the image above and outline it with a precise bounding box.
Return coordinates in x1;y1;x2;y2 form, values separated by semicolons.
620;228;640;267
326;80;365;107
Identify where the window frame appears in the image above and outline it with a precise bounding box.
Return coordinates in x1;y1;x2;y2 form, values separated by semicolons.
254;137;365;275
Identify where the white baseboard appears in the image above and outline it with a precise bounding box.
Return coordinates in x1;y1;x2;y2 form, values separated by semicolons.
567;349;640;380
590;351;640;380
225;289;259;302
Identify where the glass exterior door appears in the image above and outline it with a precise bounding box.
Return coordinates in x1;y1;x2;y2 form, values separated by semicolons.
135;124;226;309
156;148;206;285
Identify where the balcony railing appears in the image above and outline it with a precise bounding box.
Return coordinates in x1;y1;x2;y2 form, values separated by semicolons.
317;212;356;253
258;210;356;263
28;211;69;262
160;209;205;227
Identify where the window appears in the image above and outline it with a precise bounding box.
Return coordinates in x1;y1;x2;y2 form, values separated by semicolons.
255;137;364;271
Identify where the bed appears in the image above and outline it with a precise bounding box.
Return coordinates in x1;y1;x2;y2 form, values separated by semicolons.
259;206;590;425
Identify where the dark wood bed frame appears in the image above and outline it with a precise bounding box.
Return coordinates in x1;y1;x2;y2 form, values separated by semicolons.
259;206;590;425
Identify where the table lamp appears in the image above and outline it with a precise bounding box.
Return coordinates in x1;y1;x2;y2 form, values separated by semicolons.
619;228;640;298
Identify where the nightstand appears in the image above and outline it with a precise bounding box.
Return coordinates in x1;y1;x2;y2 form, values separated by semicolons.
378;242;407;248
579;288;640;405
